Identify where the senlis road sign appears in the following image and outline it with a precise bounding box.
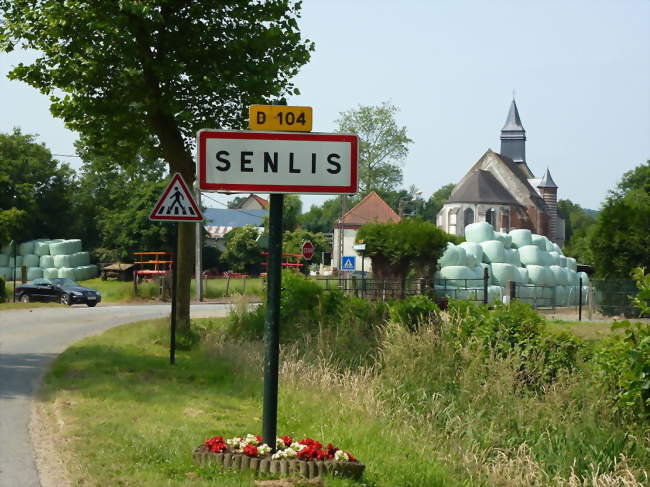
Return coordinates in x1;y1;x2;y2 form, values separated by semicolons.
198;130;358;194
302;241;315;260
149;173;203;221
249;105;313;132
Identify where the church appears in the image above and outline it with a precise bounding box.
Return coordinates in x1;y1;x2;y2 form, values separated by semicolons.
436;100;565;246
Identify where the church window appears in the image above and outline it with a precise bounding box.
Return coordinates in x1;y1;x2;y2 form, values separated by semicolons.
464;208;474;227
501;208;510;232
486;208;496;226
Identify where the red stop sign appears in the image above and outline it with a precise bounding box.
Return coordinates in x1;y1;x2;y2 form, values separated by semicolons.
302;240;315;260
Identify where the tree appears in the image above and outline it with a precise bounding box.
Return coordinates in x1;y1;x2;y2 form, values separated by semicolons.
422;184;455;222
222;225;263;275
335;102;412;193
356;219;449;286
557;199;596;263
282;229;329;265
1;1;313;331
589;162;650;278
0;129;77;245
299;197;342;234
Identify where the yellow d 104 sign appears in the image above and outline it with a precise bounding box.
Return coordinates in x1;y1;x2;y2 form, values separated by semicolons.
249;105;312;132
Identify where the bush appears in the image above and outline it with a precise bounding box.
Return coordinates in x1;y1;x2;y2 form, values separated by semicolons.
0;276;5;303
388;295;440;331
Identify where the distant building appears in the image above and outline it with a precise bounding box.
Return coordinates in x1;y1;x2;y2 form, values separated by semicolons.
437;100;565;246
333;191;401;272
233;194;269;210
203;206;266;251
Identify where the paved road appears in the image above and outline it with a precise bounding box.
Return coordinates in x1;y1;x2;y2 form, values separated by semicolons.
0;303;231;487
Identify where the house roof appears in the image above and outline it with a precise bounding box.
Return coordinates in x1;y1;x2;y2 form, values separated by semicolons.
447;169;520;205
501;99;525;132
203;208;266;228
537;168;558;188
247;194;269;209
336;191;401;227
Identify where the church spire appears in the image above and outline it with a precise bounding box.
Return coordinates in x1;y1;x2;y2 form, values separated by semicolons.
500;98;531;177
537;167;558;188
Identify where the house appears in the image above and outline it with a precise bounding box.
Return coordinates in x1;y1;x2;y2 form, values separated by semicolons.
333;191;401;272
437;99;565;246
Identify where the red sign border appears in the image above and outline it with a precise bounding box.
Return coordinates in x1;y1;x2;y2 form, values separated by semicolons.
198;130;358;194
302;240;315;260
149;173;204;222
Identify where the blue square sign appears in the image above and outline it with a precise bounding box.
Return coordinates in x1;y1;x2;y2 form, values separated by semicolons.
341;256;356;271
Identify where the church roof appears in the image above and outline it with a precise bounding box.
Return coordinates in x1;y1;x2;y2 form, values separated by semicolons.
537;168;558;188
502;99;525;132
337;191;401;227
447;169;520;205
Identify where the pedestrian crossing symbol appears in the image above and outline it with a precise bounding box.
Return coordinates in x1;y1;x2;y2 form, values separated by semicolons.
149;173;203;222
341;256;356;271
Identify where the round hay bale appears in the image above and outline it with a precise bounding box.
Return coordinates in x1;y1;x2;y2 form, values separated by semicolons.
53;255;72;268
34;241;52;256
73;266;88;281
72;251;91;267
494;232;512;249
439;243;466;267
439;265;476;282
519;245;544;266
58;267;76;280
518;267;529;283
465;222;495;243
554;286;569;307
459;242;484;264
526;265;547;286
558;255;567;267
43;268;59;279
505;248;521;266
23;254;40;268
550;265;568;285
465;252;476;268
548;252;561;266
488;285;503;304
40;255;55;268
479;240;506;263
531;234;548;251
9;256;23;268
0;254;7;267
577;272;589;286
540;251;553;267
509;228;532;248
18;241;35;256
567;269;579;286
84;264;98;279
27;267;43;281
49;239;82;256
566;257;577;271
491;263;521;286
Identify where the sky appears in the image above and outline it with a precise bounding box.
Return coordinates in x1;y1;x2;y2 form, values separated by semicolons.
1;0;648;213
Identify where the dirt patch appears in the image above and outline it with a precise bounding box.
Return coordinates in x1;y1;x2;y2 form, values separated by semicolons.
30;399;72;487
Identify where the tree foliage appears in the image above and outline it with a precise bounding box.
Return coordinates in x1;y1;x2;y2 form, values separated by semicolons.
335;102;412;193
222;225;263;274
423;183;455;222
0;129;76;245
299;197;342;233
589;162;650;278
356;219;449;280
282;229;329;265
557;199;597;263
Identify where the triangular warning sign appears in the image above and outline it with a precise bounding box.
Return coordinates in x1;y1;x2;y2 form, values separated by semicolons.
149;173;203;222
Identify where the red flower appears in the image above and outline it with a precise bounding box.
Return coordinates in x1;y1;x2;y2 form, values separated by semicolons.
281;435;293;448
243;444;259;457
345;451;358;463
316;449;329;461
326;443;338;459
204;437;227;453
256;435;263;444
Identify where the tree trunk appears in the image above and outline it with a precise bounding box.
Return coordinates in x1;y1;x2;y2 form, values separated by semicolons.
176;221;195;333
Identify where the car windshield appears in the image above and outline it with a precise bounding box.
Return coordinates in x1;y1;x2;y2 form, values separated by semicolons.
51;278;79;287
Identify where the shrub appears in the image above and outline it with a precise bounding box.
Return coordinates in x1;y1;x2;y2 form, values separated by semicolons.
0;276;5;303
388;295;440;331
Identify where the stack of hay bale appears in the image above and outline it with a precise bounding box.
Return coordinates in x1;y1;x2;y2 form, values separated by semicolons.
0;239;98;282
435;222;588;307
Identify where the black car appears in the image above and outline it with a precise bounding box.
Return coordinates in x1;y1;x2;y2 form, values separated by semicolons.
15;277;102;307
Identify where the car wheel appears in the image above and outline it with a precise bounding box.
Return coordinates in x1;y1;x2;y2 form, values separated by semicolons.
20;294;30;303
60;294;72;306
86;302;97;308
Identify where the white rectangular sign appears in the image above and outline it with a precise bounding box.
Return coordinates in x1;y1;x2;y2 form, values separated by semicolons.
198;130;358;194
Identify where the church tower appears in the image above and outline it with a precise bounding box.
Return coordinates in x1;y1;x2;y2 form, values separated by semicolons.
500;99;533;178
537;167;559;243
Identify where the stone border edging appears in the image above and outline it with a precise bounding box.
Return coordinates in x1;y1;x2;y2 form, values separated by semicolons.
193;448;364;480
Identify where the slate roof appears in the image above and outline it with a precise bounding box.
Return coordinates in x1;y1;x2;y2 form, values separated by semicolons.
537;168;558;188
447;169;520;205
501;99;525;132
203;208;266;228
337;191;401;227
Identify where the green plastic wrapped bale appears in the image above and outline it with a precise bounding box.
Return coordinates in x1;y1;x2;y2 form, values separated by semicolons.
566;257;577;271
470;264;484;279
34;240;52;256
540;251;553;267
1;244;11;254
508;228;532;248
27;267;43;281
548;252;561;266
465;222;495;243
554;286;569;307
9;256;23;267
439;265;476;283
40;255;55;268
43;268;59;279
0;254;7;266
531;234;548;251
465;252;476;268
480;240;506;263
459;242;484;264
566;285;580;306
49;239;82;256
518;267;529;283
84;264;98;279
490;263;521;286
494;232;512;249
577;272;589;286
73;266;88;281
53;255;72;268
567;269;579;286
550;265;568;285
58;267;76;280
558;255;567;268
505;248;521;266
439;243;467;267
71;251;91;267
23;254;40;268
455;287;485;301
519;245;544;266
0;266;9;278
18;241;35;256
479;263;495;283
488;285;504;304
526;265;547;286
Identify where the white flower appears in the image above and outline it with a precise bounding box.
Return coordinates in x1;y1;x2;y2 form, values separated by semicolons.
334;450;349;462
276;437;286;449
226;437;242;448
244;434;259;445
257;443;271;456
284;447;298;458
271;451;283;460
292;442;306;451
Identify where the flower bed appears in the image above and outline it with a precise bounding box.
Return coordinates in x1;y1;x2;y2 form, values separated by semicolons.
193;434;364;480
